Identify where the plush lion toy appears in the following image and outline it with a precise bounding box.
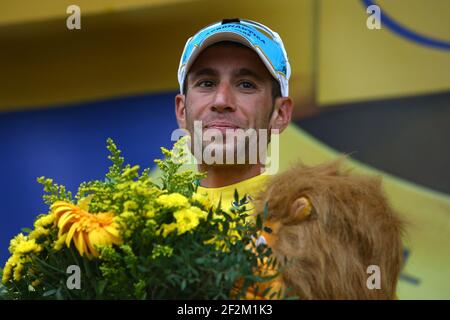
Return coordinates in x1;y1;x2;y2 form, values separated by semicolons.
252;158;405;300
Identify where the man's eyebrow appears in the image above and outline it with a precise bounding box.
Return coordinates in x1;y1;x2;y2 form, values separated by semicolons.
233;68;265;82
189;68;218;80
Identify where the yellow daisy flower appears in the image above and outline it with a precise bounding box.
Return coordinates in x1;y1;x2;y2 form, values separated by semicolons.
51;201;122;258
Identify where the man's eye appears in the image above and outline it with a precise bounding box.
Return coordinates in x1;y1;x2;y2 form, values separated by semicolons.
198;80;215;87
238;81;255;89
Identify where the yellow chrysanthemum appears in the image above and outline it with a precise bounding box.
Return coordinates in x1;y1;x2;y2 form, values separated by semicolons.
2;255;19;283
123;200;138;211
29;226;50;240
192;192;212;209
34;213;55;228
3;234;42;283
159;223;178;238
13;262;24;281
51;201;122;258
53;233;67;251
8;233;27;254
158;206;208;237
189;206;208;220
146;207;156;218
13;239;42;255
173;206;207;235
156;193;189;209
174;209;199;235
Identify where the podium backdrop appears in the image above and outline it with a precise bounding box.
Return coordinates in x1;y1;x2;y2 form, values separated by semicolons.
0;0;449;299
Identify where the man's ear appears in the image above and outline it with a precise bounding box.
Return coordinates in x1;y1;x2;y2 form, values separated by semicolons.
269;97;293;133
175;93;187;129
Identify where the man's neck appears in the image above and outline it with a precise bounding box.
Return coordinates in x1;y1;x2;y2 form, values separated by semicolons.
197;164;264;188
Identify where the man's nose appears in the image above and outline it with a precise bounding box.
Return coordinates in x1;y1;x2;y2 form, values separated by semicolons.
210;82;236;113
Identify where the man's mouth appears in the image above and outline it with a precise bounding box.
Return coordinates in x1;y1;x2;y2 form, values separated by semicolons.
203;121;241;133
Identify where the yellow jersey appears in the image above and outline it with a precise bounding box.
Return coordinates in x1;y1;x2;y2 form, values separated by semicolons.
196;174;269;213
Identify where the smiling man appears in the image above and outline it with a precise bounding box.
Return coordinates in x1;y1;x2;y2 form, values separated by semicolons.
175;18;293;208
173;19;404;300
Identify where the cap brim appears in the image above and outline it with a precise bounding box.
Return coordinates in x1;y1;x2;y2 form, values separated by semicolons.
184;31;278;80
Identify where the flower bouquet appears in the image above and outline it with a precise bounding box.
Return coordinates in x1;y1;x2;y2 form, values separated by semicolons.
0;137;283;300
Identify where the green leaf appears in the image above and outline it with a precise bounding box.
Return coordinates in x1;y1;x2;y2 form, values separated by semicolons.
137;265;148;273
96;280;107;296
239;194;249;206
55;287;64;300
193;179;200;192
233;189;239;204
217;195;222;210
32;254;67;276
215;273;222;287
42;289;57;297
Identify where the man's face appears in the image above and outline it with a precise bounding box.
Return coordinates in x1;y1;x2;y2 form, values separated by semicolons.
175;42;291;165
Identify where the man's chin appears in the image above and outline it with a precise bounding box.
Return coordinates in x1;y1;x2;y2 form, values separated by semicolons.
198;143;256;165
